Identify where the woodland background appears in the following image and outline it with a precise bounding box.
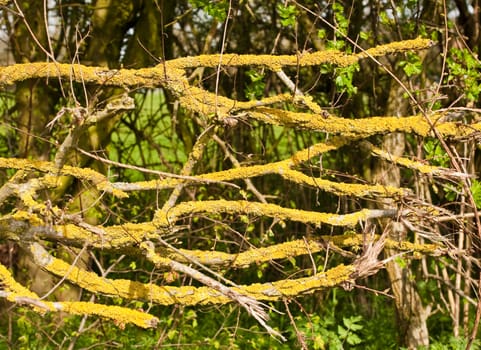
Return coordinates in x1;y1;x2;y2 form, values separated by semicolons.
0;0;481;349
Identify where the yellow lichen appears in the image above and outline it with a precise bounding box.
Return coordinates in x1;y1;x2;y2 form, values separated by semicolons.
359;37;433;59
0;157;127;198
120;153;406;197
369;145;448;175
10;210;44;226
249;108;435;136
155;200;387;228
242;264;355;299
0;260;158;327
0;62;166;88
31;242;358;304
0;264;39;299
164;234;442;268
59;302;159;328
54;222;160;248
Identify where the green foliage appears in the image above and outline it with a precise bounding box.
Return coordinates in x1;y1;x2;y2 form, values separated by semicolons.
245;69;266;100
338;315;364;346
470;179;481;209
446;48;481;102
335;63;360;96
332;2;349;36
292;313;365;349
399;52;423;77
427;335;480;350
424;140;450;167
277;4;298;27
299;314;339;349
189;0;228;21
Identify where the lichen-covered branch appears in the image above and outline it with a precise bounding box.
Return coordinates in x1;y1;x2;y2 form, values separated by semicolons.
0;209;444;264
164;37;432;71
29;242;356;305
159;234;444;268
0;211;162;249
0;157;127;198
0;39;435;129
0;263;158;328
154;199;399;227
248;108;481;137
114;139;408;198
140;241;285;340
363;141;469;179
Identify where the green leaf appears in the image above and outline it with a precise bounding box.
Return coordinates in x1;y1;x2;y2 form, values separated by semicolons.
189;0;228;21
334;63;359;96
277;4;298;27
347;333;363;345
343;315;363;331
394;256;407;269
317;29;326;39
337;325;348;338
443;184;458;202
313;334;325;349
399;52;422;77
245;69;266;100
470;180;481;209
360;31;370;40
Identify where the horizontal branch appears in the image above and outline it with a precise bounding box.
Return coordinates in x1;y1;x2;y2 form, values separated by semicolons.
0;211;162;249
30;242;356;305
0;210;444;263
154;200;398;227
0;263;158;328
363;141;470;179
160;234;444;268
248;108;481;138
166;37;432;70
0;38;437;127
113;137;408;198
0;157;127;198
0;62;167;88
0;39;432;88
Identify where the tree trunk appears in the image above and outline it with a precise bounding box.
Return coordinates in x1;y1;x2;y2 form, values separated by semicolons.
370;87;430;348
